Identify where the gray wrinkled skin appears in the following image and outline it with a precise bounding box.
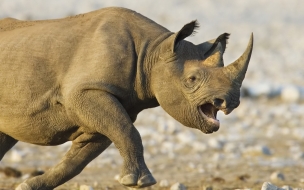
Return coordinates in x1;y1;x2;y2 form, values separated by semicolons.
0;7;253;190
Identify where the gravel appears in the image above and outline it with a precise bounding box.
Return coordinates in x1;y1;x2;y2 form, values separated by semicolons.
170;183;187;190
270;171;285;182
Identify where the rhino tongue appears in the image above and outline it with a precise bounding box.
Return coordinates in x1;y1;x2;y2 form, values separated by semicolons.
200;103;218;120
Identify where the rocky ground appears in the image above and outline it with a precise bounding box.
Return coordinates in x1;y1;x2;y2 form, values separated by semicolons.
0;0;304;190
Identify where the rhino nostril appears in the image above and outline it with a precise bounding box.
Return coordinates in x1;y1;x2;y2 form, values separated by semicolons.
213;98;225;107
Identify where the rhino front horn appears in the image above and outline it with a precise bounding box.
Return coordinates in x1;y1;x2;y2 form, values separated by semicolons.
223;33;253;86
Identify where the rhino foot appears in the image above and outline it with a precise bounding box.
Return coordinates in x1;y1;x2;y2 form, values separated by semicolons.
120;174;156;188
15;183;32;190
137;174;157;187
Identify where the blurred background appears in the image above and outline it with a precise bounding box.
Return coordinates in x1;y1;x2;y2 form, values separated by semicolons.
0;0;304;189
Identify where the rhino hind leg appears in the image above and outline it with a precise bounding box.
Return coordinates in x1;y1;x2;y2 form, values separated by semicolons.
0;132;18;160
16;134;112;190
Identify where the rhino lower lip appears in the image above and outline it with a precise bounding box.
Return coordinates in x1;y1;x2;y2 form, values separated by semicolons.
199;103;220;131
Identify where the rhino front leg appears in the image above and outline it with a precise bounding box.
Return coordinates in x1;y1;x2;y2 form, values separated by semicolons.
66;90;156;188
16;134;111;190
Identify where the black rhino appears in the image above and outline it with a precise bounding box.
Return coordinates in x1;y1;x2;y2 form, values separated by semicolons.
0;7;253;190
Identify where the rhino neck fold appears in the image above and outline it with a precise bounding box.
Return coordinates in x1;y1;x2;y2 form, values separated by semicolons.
133;32;172;106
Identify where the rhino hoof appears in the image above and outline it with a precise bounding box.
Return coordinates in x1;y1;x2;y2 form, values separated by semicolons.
120;173;156;188
15;183;32;190
120;174;137;186
138;174;157;188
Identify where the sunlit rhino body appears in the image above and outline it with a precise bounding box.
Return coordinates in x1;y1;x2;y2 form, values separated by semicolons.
0;7;253;189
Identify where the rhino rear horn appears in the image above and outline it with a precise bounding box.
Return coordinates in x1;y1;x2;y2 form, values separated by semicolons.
223;33;253;86
203;33;230;58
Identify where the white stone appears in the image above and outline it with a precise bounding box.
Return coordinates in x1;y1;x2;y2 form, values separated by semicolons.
261;182;279;190
159;179;170;187
10;149;26;162
246;83;274;97
192;141;207;152
243;145;271;156
201;185;213;190
161;141;175;153
281;85;301;102
281;185;293;190
170;183;187;190
93;181;98;187
211;153;225;162
79;185;94;190
137;127;154;138
21;174;31;180
293;152;304;160
224;142;238;153
208;138;224;150
270;171;285;181
176;130;196;144
114;174;120;181
157;119;180;134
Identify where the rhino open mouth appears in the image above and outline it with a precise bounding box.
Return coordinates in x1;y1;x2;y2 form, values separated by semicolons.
199;103;220;133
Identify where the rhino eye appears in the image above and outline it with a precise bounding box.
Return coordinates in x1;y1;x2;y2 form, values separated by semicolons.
184;75;200;88
188;76;196;82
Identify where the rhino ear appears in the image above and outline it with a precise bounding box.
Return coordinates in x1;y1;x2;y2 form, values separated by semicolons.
175;20;199;44
171;20;199;52
160;20;199;58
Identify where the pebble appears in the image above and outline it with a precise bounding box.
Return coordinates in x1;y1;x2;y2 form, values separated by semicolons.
170;182;187;190
21;173;31;180
2;167;22;178
211;153;225;162
192;141;207;152
201;185;213;190
270;171;285;181
208;138;225;150
73;183;79;188
224;142;238;153
176;130;196;144
261;182;279;190
114;174;120;181
293;152;304;160
157;119;180;134
281;185;293;190
246;83;274;98
93;181;98;187
79;185;94;190
243;145;272;156
159;179;170;187
280;85;301;102
161;141;175;153
10;149;25;162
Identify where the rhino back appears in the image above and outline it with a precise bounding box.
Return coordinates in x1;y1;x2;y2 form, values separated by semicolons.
0;7;168;143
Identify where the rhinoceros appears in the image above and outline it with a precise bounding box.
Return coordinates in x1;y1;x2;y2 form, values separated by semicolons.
0;7;253;190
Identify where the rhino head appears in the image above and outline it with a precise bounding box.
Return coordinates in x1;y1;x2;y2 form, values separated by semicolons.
151;21;253;134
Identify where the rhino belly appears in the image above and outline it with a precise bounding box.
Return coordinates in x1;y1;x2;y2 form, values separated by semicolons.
0;108;81;146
